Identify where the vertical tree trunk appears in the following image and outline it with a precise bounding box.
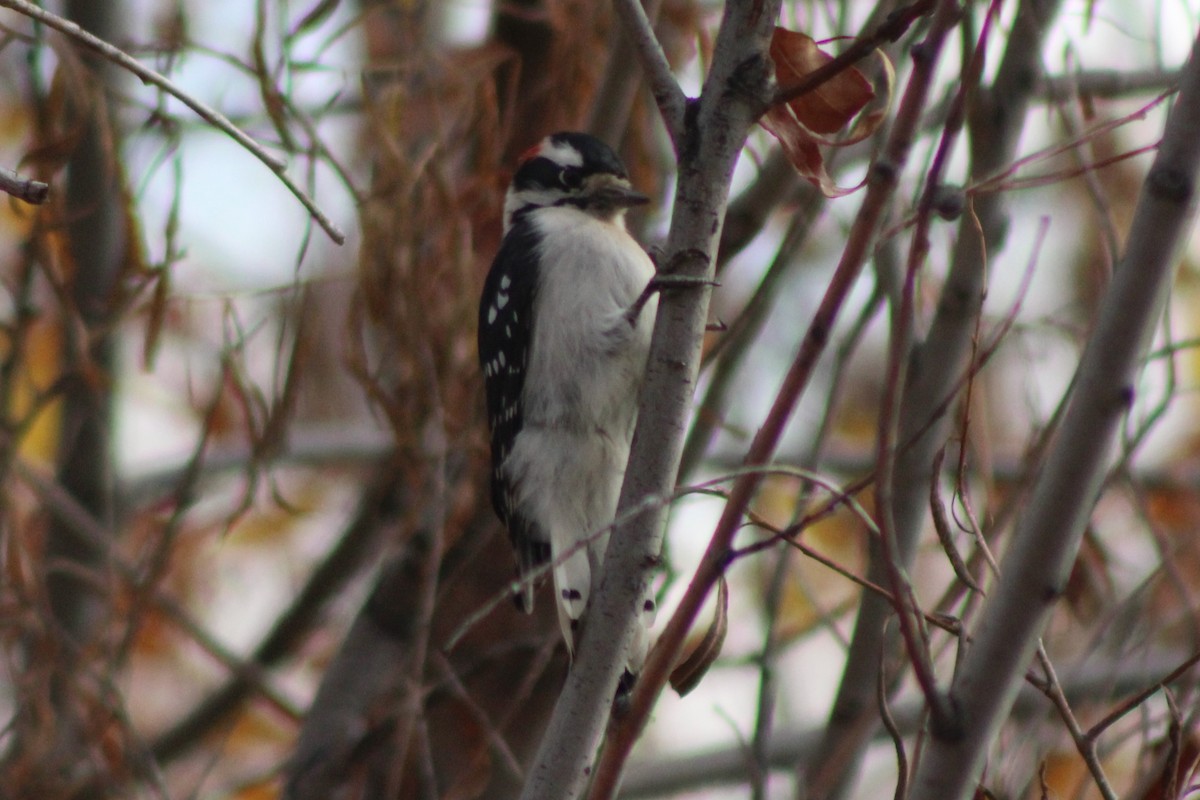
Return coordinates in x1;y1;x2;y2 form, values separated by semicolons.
48;0;125;639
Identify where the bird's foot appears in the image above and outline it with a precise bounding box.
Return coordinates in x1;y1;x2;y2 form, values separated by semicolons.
626;273;720;326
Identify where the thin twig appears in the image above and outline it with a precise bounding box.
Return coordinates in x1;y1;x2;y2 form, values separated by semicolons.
621;655;1198;797
388;343;449;785
745;281;884;800
0;164;49;203
878;653;909;800
611;0;687;147
588;0;664;144
870;1;967;730
13;457;299;720
929;447;983;593
1161;687;1185;800
1086;649;1200;741
431;653;525;782
152;462;399;762
1040;67;1180;102
0;0;346;244
967;91;1173;195
1035;644;1118;800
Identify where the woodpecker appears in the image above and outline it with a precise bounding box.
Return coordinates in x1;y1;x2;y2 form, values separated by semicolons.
478;132;658;690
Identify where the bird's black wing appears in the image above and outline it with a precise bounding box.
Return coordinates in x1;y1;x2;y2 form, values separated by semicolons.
478;218;549;611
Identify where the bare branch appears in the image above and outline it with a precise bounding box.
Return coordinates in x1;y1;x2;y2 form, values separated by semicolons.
151;463;399;763
517;2;784;798
1035;644;1117;800
806;0;1064;791
588;3;961;795
0;164;48;203
597;4;969;795
13;458;299;720
1085;649;1200;741
621;655;1200;797
0;0;346;244
908;22;1200;800
878;655;908;800
611;0;687;146
1041;67;1181;101
284;538;431;800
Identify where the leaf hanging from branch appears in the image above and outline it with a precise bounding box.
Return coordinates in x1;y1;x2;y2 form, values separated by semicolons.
668;574;729;697
761;27;889;197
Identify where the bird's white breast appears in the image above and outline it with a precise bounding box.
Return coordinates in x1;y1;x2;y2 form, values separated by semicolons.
523;206;657;433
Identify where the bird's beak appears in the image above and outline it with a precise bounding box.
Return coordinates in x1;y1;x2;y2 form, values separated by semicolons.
587;174;650;209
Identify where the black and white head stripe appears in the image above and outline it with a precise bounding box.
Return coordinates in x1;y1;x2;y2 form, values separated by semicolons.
514;132;629;189
502;132;635;231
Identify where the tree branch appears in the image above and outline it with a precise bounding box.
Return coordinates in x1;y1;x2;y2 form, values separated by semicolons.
13;458;299;719
621;653;1200;798
150;461;401;763
0;0;346;245
0;164;48;204
592;0;949;792
908;22;1200;800
284;534;433;800
515;2;782;798
805;0;1065;792
610;0;686;148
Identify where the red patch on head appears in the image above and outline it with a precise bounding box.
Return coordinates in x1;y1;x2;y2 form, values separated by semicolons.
518;141;544;165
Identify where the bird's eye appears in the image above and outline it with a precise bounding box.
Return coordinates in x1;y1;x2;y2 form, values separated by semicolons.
559;168;582;189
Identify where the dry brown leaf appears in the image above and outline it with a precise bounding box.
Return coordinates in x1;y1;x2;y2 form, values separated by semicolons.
669;574;729;696
761;28;882;197
771;29;873;134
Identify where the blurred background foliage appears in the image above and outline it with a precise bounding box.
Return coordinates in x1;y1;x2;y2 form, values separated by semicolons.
0;0;1198;798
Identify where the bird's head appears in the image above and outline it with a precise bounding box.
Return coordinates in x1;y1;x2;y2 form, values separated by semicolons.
503;132;648;232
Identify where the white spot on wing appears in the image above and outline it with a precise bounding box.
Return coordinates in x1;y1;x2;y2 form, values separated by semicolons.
487;305;498;324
